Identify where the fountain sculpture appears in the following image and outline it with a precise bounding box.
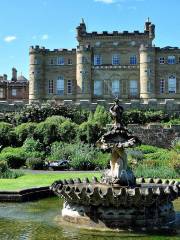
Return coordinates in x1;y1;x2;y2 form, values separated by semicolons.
51;99;180;230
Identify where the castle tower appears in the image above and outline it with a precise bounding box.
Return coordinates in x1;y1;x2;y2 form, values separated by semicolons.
76;45;92;101
29;46;45;103
144;18;155;40
76;20;92;101
139;44;155;102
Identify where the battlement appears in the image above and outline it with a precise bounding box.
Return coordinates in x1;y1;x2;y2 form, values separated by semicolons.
29;46;76;54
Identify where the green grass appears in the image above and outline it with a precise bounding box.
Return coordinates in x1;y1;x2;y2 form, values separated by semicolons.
0;172;101;191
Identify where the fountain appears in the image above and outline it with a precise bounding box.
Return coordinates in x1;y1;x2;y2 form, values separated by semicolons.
51;98;180;231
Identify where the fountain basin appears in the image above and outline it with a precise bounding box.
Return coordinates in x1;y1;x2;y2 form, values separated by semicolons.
51;177;180;230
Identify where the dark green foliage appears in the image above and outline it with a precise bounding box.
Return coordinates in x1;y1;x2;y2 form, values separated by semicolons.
0;122;15;148
58;119;77;142
26;158;45;170
78;121;104;144
0;147;26;169
22;137;43;152
48;142;109;170
2;104;89;126
34;122;59;145
0;161;23;179
14;122;37;145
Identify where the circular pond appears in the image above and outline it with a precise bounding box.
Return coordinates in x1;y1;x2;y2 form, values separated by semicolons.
0;197;179;240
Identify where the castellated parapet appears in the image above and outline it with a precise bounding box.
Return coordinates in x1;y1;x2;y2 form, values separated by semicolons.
29;19;180;104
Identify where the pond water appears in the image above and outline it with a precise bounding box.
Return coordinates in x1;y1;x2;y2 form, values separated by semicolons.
0;197;179;240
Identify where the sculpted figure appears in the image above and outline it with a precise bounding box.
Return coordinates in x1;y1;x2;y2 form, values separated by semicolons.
97;98;140;185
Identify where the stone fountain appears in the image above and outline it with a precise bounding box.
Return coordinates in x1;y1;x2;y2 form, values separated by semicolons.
51;99;180;231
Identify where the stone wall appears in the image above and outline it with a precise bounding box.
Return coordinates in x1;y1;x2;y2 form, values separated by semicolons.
128;124;180;148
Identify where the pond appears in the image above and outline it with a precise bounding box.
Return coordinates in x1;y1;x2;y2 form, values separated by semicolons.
0;197;179;240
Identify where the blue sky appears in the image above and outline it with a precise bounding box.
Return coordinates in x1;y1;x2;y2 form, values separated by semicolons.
0;0;180;79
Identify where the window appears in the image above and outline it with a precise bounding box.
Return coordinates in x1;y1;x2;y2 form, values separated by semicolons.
49;58;56;65
12;89;17;96
68;59;72;65
94;80;102;96
56;77;64;95
67;80;72;94
82;56;87;63
112;80;120;96
48;80;54;94
179;57;180;63
34;58;40;65
167;56;175;64
147;81;151;93
160;79;165;94
94;55;102;65
168;75;176;93
112;54;120;65
0;88;3;98
130;55;137;65
129;80;138;96
159;57;165;64
57;57;64;65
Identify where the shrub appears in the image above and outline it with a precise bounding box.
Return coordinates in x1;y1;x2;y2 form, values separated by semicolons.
78;121;104;144
0;147;26;169
134;145;160;154
0;161;23;179
134;164;179;179
0;122;14;148
26;158;45;170
14;122;37;145
34;121;59;145
58;119;77;142
92;105;111;126
0;161;8;173
23;137;43;152
93;152;110;169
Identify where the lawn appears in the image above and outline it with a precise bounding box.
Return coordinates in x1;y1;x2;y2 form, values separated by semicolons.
0;172;101;191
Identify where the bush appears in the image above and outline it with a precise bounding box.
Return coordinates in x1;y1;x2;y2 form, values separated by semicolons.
134;145;161;154
0;147;26;169
34;121;59;145
2;104;89;125
93;152;110;169
78;121;104;144
0;161;23;179
134;164;179;179
0;122;15;148
23;137;43;152
14;122;37;145
92;105;111;126
26;158;45;170
58;119;77;142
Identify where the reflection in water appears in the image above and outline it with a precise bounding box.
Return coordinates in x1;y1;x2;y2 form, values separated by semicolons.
0;197;179;240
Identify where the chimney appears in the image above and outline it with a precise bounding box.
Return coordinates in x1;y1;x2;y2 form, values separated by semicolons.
3;74;7;81
12;67;17;81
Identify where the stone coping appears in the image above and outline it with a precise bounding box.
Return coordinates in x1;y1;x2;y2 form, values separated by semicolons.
0;186;53;202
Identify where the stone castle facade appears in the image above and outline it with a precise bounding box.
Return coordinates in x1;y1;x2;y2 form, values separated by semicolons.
29;19;180;105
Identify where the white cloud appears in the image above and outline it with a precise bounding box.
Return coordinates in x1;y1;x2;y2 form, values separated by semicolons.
41;34;49;40
4;36;17;43
94;0;115;4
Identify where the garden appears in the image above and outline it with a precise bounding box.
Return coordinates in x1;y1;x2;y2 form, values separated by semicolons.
0;103;179;184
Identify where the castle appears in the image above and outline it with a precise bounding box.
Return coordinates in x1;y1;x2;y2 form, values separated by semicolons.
29;19;180;108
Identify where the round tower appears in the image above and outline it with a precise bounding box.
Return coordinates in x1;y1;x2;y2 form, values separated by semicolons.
139;44;155;102
76;45;92;101
29;46;45;103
